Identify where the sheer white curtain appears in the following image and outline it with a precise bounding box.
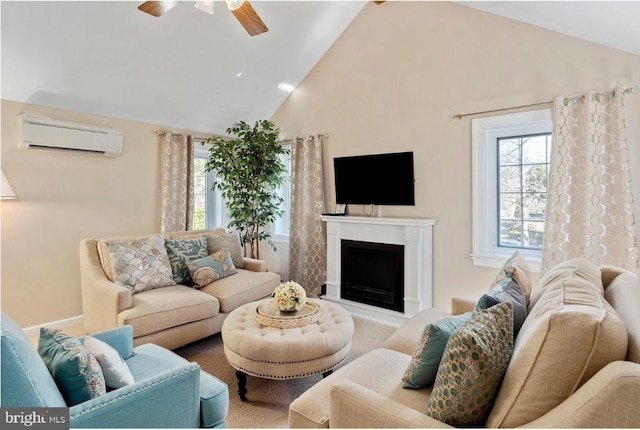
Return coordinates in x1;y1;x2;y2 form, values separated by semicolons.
542;86;640;274
289;135;326;297
160;133;195;233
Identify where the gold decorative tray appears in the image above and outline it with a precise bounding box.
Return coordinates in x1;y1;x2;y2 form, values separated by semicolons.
255;300;321;329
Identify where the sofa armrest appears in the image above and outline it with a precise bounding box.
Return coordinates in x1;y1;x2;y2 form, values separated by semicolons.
451;297;476;315
83;325;135;360
79;239;133;334
329;380;453;428
521;361;640;428
69;362;201;428
243;257;267;272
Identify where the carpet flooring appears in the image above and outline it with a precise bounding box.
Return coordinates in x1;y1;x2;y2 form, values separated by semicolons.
175;313;398;428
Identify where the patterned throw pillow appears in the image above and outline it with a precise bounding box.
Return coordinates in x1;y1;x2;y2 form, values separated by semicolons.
186;248;238;287
165;237;209;284
475;278;527;336
107;235;175;293
491;251;532;303
38;328;106;406
402;312;472;388
426;302;514;427
208;233;245;269
83;336;134;389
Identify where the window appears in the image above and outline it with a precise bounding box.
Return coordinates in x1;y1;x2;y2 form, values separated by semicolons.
272;146;292;239
192;147;227;230
471;109;552;272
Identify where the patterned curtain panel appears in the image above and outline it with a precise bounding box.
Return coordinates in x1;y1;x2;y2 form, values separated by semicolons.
289;136;326;297
542;86;640;275
160;133;194;233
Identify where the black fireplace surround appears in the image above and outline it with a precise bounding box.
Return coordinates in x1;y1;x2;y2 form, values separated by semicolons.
340;239;404;313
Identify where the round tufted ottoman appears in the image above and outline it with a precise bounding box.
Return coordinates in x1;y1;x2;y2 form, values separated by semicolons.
221;298;354;401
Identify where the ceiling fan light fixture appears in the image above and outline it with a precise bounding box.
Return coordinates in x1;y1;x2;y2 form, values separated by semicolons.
225;0;245;11
194;1;214;14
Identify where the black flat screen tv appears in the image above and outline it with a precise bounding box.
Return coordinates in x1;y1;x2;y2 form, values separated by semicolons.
334;151;415;205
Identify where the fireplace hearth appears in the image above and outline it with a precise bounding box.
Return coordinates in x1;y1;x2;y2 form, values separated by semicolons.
341;240;404;313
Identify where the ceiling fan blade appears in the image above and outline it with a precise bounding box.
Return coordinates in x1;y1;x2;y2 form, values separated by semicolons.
230;1;268;36
137;1;178;17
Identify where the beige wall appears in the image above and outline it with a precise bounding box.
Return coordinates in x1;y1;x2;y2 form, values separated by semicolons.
0;100;204;327
271;2;640;311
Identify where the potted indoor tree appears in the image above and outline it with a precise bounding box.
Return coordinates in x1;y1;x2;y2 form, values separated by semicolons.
204;120;289;259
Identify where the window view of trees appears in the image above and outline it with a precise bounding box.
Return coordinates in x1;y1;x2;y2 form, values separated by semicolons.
498;133;551;250
193;157;208;230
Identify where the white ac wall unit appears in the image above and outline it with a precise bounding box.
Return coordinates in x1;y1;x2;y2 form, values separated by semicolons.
17;114;123;157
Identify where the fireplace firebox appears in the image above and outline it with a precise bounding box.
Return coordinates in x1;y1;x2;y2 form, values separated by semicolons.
340;239;404;313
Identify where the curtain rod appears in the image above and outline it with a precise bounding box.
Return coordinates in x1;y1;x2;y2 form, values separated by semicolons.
155;130;210;142
450;85;639;120
279;133;329;144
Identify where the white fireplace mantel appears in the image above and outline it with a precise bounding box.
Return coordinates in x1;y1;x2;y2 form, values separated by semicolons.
321;215;437;325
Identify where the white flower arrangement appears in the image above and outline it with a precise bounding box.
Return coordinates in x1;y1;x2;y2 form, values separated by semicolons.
272;281;307;313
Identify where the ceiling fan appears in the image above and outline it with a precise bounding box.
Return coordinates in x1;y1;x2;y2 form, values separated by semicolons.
137;1;268;36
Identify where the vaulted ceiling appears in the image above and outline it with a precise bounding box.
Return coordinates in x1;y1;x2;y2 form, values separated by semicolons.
3;1;639;136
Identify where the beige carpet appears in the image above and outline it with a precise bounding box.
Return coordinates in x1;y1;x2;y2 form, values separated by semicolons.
175;313;398;428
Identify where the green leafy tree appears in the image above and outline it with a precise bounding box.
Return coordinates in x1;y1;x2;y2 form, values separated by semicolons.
204;120;289;259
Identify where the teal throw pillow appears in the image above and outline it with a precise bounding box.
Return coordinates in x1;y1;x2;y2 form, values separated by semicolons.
402;312;472;389
475;278;527;336
165;237;209;284
186;247;238;287
426;302;514;426
38;328;106;406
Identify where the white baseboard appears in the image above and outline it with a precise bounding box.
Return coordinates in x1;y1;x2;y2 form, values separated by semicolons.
22;315;85;337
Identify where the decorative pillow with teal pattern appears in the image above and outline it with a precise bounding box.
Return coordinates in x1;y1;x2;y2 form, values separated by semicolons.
165;237;209;284
208;233;245;269
426;301;514;427
38;328;106;406
402;312;473;388
186;247;238;287
475;278;527;336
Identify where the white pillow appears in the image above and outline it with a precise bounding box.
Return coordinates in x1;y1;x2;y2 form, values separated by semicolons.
83;336;135;389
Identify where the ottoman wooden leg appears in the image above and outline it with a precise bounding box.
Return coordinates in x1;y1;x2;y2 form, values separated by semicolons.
322;370;332;378
236;370;248;402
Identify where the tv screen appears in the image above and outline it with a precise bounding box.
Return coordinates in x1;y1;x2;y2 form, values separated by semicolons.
334;151;415;205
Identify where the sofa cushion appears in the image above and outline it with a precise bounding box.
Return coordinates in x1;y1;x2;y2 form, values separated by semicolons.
383;307;451;356
486;260;628;428
199;269;280;313
491;251;532;303
208;232;245;269
38;328;106;406
530;257;603;308
83;335;135;389
118;285;220;337
165;237;209;284
289;348;430;428
106;235;175;293
401;312;472;389
426;302;514;427
475;278;527;336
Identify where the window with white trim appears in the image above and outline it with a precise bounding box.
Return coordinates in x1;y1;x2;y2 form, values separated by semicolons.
193;147;228;230
471;109;552;273
272;146;292;239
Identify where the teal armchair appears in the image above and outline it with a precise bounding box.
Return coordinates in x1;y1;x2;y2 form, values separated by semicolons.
1;313;228;428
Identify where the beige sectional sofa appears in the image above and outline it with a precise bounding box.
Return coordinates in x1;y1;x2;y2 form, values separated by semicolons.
289;258;640;428
80;228;281;350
